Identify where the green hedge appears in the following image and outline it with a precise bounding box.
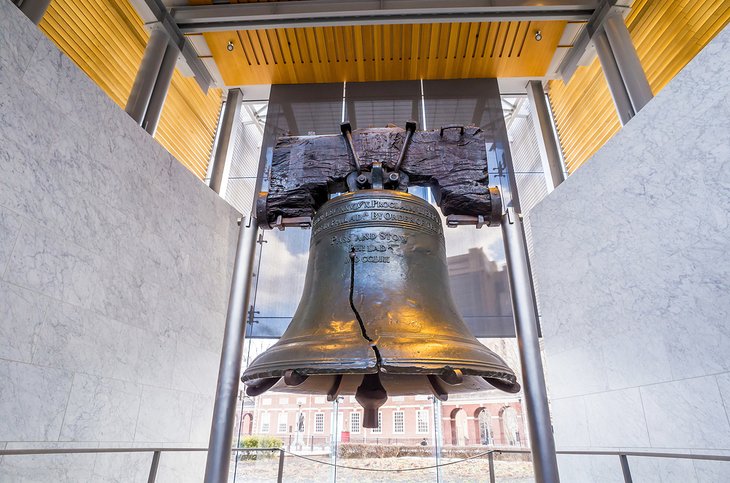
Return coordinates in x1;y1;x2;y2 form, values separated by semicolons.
237;436;283;460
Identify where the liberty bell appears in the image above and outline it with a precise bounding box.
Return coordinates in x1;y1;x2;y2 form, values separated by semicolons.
243;128;520;428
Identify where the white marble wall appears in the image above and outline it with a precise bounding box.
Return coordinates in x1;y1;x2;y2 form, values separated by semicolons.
528;26;730;482
0;1;239;481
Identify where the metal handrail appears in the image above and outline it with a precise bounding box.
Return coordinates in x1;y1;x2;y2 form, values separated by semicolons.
1;445;729;483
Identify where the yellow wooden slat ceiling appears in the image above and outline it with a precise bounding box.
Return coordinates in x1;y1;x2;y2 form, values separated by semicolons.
38;0;223;180
197;20;566;85
548;0;730;174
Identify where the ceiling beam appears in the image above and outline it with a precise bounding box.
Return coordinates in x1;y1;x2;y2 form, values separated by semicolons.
171;0;599;34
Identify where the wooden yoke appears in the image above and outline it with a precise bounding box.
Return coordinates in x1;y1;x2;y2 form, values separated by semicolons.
256;125;502;229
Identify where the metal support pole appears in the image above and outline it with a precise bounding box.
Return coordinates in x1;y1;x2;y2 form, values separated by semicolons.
125;26;169;125
209;88;244;194
603;13;653;115
593;26;634;125
501;208;560;483
203;216;259;483
525;81;565;191
143;41;179;136
17;0;50;25
619;454;634;483
432;396;443;483
277;449;285;483
147;450;161;483
488;452;496;483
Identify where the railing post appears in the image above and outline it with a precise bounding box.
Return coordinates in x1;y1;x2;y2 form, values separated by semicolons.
488;452;496;483
619;454;633;483
147;450;161;483
277;449;285;483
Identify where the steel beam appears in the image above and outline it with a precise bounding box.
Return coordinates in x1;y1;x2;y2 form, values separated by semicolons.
17;0;50;24
525;81;565;191
128;0;214;91
172;0;597;33
593;26;635;125
203;217;259;483
209;89;244;195
502;208;560;483
143;41;179;136
125;26;169;126
603;13;653;114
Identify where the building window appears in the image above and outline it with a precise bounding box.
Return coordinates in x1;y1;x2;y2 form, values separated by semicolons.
260;413;270;433
371;412;382;434
350;412;361;433
262;398;272;406
315;413;325;433
279;397;289;405
416;410;429;434
277;413;288;433
315;396;325;404
393;411;405;434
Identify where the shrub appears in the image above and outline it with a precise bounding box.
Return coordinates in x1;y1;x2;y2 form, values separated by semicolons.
338;443;433;459
237;436;283;460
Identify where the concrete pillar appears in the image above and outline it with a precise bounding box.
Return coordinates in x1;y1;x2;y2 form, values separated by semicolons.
17;0;50;24
525;81;566;191
209;88;244;194
142;41;180;136
125;26;169;125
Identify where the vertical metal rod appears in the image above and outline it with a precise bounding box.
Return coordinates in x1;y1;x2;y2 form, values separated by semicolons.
525;81;565;192
147;450;161;483
593;26;634;126
488;452;496;483
603;13;653;114
432;396;443;483
619;455;634;483
277;449;285;483
209;89;244;194
125;26;168;125
203;217;259;483
331;397;340;483
501;208;560;483
143;41;179;136
17;0;50;24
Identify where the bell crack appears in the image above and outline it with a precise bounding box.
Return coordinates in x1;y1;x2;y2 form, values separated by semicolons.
349;248;383;367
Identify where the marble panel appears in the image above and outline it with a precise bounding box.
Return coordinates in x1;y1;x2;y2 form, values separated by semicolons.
133;332;177;390
33;300;142;383
134;386;194;443
156;450;207;483
59;373;142;442
601;328;673;391
0;279;50;363
172;341;220;395
90;443;152;483
640;375;730;449
0;360;73;441
556;454;624;483
583;388;650;448
628;456;698;483
0;442;98;483
544;345;609;399
0;0;43;75
3;222;101;308
550;396;590;447
0;205;23;273
690;449;730;483
22;36;120;139
189;394;215;444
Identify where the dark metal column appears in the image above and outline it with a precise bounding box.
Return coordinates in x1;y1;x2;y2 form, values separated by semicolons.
525;81;566;191
203;216;258;483
142;40;180;136
209;89;244;194
603;13;653;114
17;0;50;24
501;208;560;483
125;25;169;125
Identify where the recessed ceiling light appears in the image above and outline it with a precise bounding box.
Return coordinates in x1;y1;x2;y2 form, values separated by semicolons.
534;30;543;41
227;41;234;52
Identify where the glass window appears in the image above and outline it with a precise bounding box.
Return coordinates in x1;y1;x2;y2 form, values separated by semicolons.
350;412;361;433
416;410;429;434
315;413;325;433
277;413;288;433
393;411;405;434
260;413;270;433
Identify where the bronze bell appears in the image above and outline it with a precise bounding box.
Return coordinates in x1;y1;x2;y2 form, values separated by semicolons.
242;189;520;427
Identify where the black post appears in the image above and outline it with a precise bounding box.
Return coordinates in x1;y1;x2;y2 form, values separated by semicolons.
277;449;285;483
619;454;634;483
147;451;161;483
